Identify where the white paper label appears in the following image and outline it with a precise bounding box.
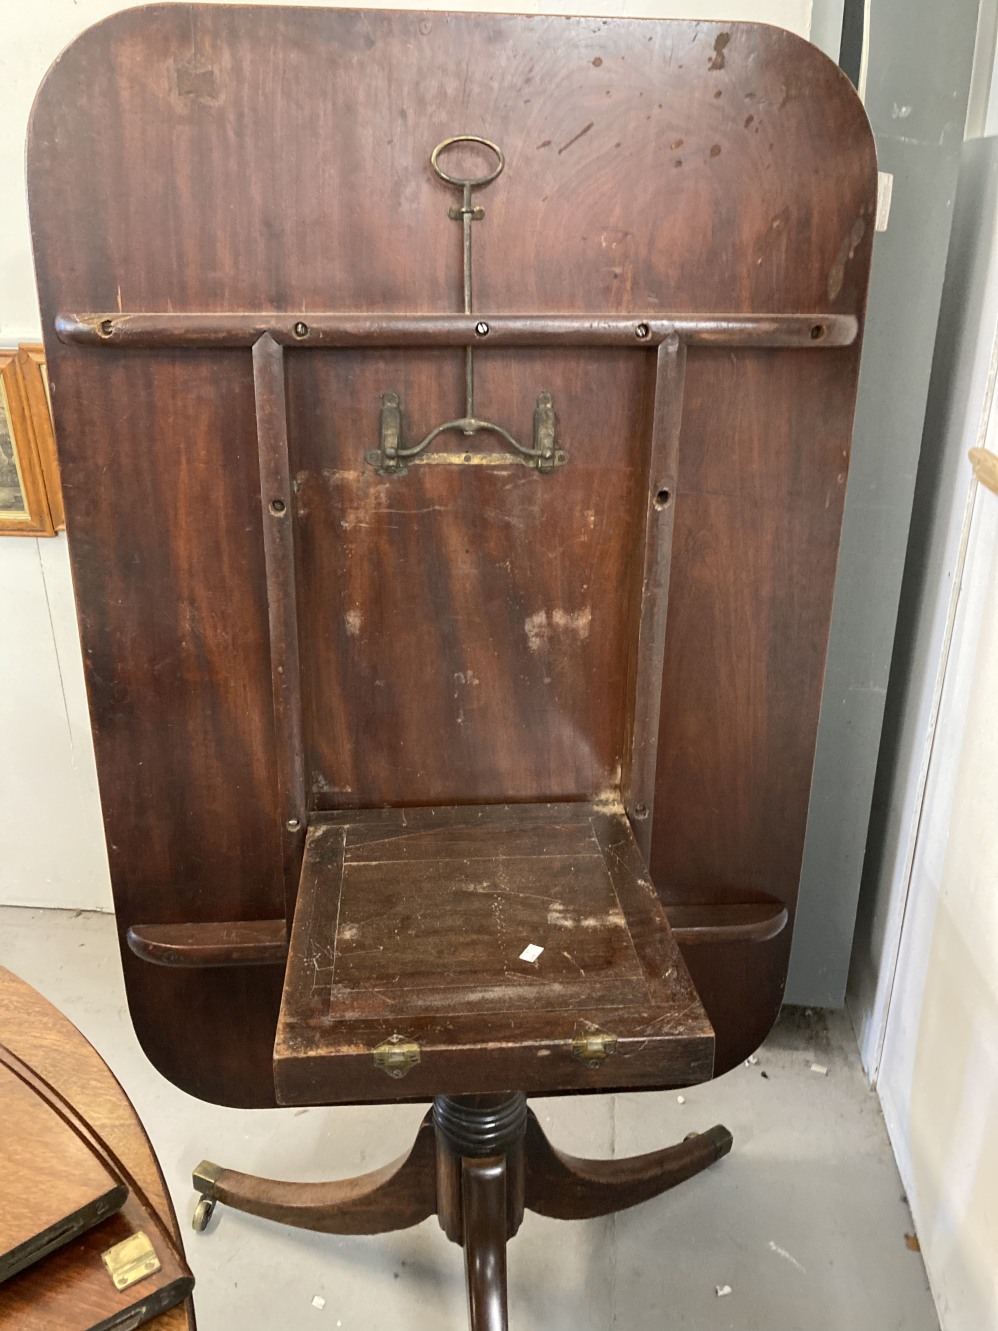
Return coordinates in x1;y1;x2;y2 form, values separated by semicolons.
519;943;544;963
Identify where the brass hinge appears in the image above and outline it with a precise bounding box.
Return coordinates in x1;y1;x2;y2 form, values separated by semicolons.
373;1034;421;1079
101;1231;161;1291
572;1030;618;1068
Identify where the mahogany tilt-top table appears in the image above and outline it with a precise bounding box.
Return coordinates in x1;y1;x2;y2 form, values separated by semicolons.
28;8;875;1325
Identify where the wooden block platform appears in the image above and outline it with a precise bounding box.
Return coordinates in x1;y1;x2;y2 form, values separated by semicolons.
275;803;714;1103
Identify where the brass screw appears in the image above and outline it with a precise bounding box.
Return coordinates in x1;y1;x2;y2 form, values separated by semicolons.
293;321;309;339
475;321;490;337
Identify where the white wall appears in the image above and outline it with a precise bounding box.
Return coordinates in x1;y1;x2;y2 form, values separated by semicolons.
0;0;814;913
0;537;111;908
846;130;998;1331
850;139;998;1080
878;462;998;1331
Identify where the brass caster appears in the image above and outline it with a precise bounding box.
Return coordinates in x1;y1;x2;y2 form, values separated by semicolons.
192;1195;217;1233
191;1159;222;1232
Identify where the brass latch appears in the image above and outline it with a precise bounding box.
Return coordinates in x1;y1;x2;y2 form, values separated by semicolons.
373;1034;421;1079
572;1030;618;1068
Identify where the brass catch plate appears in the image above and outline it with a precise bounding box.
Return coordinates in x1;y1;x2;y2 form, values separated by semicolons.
572;1030;618;1068
373;1034;421;1079
101;1231;161;1291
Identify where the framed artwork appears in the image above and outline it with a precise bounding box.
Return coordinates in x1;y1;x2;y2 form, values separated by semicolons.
0;346;63;536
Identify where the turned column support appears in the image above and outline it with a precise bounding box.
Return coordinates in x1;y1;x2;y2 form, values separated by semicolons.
433;1093;527;1246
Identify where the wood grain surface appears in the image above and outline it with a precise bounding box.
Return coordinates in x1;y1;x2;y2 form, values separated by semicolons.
0;1066;126;1282
0;1199;192;1331
0;968;195;1330
27;8;875;1104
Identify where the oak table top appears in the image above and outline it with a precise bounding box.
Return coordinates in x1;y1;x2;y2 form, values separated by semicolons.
0;966;195;1330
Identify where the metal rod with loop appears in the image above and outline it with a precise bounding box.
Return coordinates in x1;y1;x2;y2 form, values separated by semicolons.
369;138;565;476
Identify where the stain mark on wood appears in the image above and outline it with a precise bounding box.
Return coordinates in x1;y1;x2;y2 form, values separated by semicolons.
174;57;217;99
709;33;730;71
558;122;595;154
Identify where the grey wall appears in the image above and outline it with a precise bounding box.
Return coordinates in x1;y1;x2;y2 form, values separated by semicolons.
786;0;981;1005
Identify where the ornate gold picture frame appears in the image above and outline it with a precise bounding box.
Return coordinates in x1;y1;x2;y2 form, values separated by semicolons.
0;346;63;536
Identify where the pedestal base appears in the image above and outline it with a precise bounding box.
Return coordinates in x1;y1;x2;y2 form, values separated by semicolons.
192;1094;732;1330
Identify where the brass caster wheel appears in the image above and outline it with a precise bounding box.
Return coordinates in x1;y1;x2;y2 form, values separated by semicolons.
192;1195;217;1232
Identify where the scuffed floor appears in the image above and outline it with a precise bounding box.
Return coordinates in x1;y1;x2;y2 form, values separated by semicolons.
0;905;939;1330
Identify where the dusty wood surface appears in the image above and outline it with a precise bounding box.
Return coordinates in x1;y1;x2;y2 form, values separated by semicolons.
275;803;713;1102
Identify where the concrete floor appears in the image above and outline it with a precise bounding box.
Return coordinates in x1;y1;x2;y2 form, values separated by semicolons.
0;905;939;1331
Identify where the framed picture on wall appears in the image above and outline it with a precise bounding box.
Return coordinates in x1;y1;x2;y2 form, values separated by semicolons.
18;344;64;530
0;346;63;536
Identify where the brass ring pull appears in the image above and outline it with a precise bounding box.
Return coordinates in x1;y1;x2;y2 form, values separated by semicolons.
430;135;505;189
